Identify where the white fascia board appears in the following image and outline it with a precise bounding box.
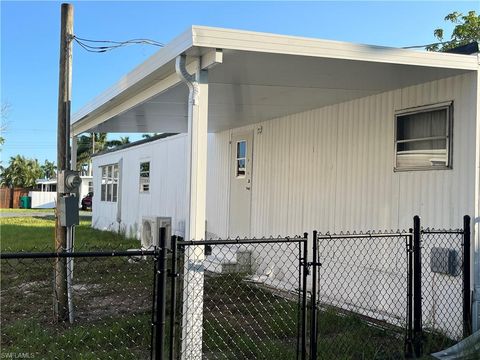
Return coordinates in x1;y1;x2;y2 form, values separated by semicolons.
72;27;194;131
191;26;479;71
73;70;181;135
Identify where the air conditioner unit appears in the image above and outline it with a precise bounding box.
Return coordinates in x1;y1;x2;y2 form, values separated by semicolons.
141;216;172;249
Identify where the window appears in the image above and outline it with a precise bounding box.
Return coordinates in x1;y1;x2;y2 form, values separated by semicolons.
100;164;119;202
88;181;93;194
395;102;452;171
139;161;150;192
236;141;247;177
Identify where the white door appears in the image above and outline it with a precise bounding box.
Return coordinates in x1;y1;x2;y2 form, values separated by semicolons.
229;131;253;237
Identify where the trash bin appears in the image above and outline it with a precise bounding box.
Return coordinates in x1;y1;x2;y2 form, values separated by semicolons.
20;196;31;209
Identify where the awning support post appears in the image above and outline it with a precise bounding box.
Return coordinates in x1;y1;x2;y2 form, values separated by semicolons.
176;54;209;360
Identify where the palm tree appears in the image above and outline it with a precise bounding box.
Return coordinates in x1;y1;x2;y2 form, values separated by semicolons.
41;160;57;179
0;155;43;188
106;136;130;149
76;133;108;176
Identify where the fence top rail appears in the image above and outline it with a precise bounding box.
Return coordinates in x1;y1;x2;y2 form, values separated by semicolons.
0;249;157;260
421;229;464;234
316;232;411;240
178;236;307;246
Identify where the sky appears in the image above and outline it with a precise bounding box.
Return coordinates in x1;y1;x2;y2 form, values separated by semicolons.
1;1;478;164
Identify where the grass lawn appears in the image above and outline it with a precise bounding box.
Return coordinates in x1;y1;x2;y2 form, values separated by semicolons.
1;216;138;252
1;216;153;359
0;208;55;213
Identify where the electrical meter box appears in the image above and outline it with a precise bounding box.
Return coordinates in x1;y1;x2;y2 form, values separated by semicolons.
58;170;82;194
58;196;79;227
430;247;459;276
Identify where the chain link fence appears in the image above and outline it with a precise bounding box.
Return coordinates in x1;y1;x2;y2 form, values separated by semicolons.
1;246;155;360
172;237;307;360
1;217;472;360
315;231;409;359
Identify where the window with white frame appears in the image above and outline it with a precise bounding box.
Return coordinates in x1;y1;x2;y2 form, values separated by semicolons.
100;164;119;202
395;102;453;171
139;161;150;192
88;181;93;194
236;141;247;177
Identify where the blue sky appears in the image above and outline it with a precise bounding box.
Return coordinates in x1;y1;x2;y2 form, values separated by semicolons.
1;1;478;164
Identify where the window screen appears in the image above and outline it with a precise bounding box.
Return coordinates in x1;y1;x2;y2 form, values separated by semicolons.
395;102;452;170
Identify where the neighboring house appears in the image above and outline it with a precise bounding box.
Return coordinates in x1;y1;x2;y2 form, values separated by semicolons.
72;27;480;332
30;176;93;208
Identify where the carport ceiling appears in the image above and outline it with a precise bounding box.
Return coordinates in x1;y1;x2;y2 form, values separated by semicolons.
74;27;475;134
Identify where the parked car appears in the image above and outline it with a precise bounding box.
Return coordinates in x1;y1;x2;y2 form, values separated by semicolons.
81;192;93;210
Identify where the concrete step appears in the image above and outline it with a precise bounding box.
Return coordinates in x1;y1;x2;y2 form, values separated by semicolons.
204;246;252;274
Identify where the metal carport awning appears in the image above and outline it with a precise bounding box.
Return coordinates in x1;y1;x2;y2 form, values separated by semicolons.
71;26;477;136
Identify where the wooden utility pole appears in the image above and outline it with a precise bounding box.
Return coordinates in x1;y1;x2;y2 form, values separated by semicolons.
54;3;73;322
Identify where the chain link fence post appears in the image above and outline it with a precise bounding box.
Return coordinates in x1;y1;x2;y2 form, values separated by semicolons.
463;215;471;338
310;230;318;360
152;227;168;360
405;228;414;358
301;233;308;360
169;235;179;360
413;215;423;358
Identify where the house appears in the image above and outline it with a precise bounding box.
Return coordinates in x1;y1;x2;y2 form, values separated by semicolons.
29;176;93;208
71;26;480;336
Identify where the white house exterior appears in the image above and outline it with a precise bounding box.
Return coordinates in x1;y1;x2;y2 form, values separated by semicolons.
30;176;93;208
72;26;480;344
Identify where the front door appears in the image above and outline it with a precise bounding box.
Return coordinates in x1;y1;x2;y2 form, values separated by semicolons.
228;131;253;237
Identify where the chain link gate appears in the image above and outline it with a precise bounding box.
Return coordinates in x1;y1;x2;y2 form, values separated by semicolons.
409;215;472;358
307;215;471;360
311;230;411;360
154;235;309;360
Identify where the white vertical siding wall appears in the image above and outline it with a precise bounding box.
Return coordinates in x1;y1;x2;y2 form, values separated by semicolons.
92;134;188;237
204;73;477;239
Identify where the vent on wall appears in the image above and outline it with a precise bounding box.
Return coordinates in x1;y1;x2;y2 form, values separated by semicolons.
141;217;171;249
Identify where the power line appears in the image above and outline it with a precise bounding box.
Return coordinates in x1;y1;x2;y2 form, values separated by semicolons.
72;35;163;53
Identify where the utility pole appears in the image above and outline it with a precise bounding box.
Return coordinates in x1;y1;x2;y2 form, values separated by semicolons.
54;3;73;322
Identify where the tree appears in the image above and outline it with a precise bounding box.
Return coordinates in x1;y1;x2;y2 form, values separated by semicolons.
142;133;159;139
76;133;107;175
427;11;480;52
0;155;43;188
41;160;57;179
106;136;130;148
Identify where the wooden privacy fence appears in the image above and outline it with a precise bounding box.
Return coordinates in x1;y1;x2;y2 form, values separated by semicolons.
0;187;29;208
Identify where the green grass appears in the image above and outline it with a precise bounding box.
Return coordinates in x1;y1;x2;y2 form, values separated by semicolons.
0;208;55;213
316;307;405;360
1;216;153;359
1;216;138;252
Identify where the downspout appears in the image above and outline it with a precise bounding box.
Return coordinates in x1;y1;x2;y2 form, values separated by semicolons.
175;54;200;241
176;54;199;106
